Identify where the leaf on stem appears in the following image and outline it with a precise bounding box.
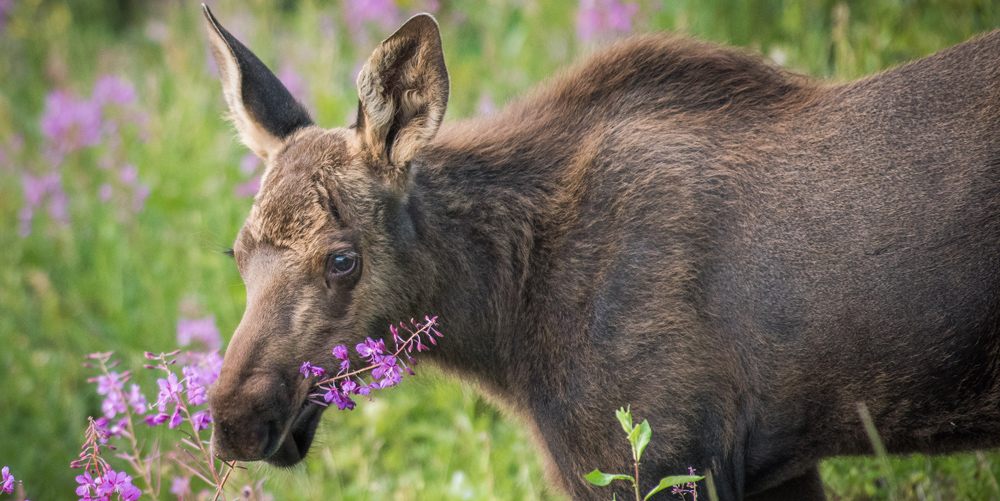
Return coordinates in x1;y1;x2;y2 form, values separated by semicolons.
584;469;634;487
615;406;633;434
643;475;704;501
633;419;652;461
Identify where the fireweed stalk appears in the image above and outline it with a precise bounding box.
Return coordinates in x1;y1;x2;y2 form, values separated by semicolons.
301;316;442;411
68;335;251;500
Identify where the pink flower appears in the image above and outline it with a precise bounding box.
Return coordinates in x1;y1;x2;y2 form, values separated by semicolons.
576;0;638;42
191;410;213;431
1;466;14;494
176;316;221;352
91;75;137;107
170;476;191;497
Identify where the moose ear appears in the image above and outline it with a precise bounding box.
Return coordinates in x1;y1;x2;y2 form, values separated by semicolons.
356;14;449;180
202;4;312;160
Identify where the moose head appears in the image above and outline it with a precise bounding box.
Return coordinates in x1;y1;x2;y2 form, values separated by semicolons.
201;5;449;466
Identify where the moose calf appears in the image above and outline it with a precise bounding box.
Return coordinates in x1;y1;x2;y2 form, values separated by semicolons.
201;5;1000;499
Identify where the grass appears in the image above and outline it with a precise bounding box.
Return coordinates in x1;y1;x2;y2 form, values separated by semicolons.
1;0;999;499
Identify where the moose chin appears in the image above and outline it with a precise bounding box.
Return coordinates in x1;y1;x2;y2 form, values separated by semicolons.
199;4;1000;500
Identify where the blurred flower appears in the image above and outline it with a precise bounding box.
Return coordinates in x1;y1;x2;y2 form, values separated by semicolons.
1;465;14;494
477;92;497;116
170;476;191;498
156;372;183;411
0;0;12;34
126;383;147;414
235;176;261;198
177;316;222;352
94;371;128;418
19;171;69;236
576;0;638;42
191;410;213;431
236;153;262;197
99;183;113;202
278;64;308;103
92;75;137;107
239;153;260;175
344;0;400;42
40;90;103;161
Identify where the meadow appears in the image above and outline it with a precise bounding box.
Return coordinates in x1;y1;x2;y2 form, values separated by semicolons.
1;0;999;499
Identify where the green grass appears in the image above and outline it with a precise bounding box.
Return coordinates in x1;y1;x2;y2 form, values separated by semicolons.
1;0;999;499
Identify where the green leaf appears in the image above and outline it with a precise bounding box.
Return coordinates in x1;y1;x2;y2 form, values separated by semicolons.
643;475;705;501
615;406;633;434
634;419;652;461
584;469;634;487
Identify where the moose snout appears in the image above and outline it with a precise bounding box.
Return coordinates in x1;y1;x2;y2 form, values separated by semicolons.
208;371;291;461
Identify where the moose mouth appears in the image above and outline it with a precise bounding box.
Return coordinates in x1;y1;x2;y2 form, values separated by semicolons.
264;402;324;467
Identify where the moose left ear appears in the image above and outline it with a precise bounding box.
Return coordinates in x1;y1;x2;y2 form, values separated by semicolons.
202;4;312;160
356;14;449;180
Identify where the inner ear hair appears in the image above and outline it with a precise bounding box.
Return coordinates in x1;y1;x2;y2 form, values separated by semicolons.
356;14;449;180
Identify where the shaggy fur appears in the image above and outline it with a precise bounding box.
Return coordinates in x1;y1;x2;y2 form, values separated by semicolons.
201;6;1000;499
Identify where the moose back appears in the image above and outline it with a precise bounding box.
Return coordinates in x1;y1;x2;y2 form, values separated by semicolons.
199;6;1000;500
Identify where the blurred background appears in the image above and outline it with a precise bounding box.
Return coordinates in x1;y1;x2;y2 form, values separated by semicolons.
1;0;998;499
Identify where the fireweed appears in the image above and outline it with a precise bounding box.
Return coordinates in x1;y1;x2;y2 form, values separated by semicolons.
584;406;704;501
0;315;441;500
301;316;443;411
20;74;149;237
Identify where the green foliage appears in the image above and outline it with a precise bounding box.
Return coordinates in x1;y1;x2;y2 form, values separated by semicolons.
585;406;704;500
585;470;635;487
644;476;704;501
1;0;1000;499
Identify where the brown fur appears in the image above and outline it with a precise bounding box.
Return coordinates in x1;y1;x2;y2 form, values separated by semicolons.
201;6;1000;499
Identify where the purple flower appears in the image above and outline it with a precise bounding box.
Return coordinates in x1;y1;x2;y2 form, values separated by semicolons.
356;337;385;360
176;316;221;352
75;471;97;498
239;153;260;175
235;176;261;198
144;413;169;426
0;0;12;34
182;365;209;406
323;387;355;410
91;75;137;107
299;361;326;378
168;405;184;429
372;355;402;388
99;183;113;202
332;344;350;372
332;345;349;361
39;90;103;159
343;0;400;39
1;466;14;494
576;0;638;42
340;379;359;395
126;384;147;414
95;371;128;418
156;372;182;411
191;410;213;431
170;476;191;498
278;64;308;103
19;172;69;236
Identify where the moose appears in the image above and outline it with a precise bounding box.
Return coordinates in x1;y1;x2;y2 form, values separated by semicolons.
201;5;1000;500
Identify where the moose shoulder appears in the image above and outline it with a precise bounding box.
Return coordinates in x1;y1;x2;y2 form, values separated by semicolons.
200;6;1000;500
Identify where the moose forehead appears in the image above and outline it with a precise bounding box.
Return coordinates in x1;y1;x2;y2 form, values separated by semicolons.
240;127;356;253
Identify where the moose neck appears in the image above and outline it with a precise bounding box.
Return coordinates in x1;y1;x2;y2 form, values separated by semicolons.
400;127;567;395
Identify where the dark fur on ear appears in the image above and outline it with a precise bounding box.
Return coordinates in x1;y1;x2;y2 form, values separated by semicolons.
356;14;449;182
203;4;312;159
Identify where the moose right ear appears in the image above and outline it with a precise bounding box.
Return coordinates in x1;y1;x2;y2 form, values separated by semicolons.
202;4;312;160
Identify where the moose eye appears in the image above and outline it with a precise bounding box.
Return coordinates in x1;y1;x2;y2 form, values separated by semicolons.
326;252;358;278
